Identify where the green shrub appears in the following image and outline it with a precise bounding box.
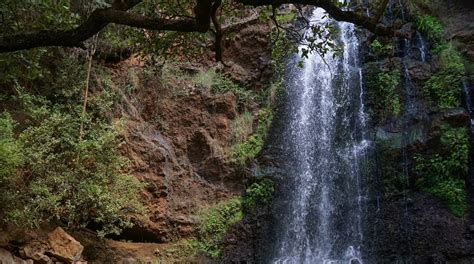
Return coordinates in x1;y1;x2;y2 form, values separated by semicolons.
197;198;242;258
0;55;144;236
414;124;469;217
230;135;264;166
365;69;401;118
0;114;23;206
230;108;273;166
423;43;465;108
370;39;394;57
2;106;144;236
242;178;274;212
416;15;444;44
425;178;467;217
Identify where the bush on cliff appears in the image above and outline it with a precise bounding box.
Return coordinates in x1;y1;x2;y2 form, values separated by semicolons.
416;15;444;44
230;108;273;167
197;198;243;258
423;43;465;108
0;104;143;236
242;178;275;213
0;55;144;237
365;68;402;119
414;124;469;217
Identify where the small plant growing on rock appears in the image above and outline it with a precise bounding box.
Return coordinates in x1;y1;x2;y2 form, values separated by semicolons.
370;39;394;57
416;15;444;44
197;198;242;258
242;178;275;213
365;68;402;119
230;108;273;167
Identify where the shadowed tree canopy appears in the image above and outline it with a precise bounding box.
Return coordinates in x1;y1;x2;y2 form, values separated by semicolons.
0;0;395;61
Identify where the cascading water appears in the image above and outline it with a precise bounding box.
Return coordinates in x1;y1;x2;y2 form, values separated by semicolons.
463;79;474;128
416;31;428;62
270;5;368;264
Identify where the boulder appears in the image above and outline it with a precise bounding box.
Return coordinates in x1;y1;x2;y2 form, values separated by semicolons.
0;248;32;264
46;228;83;264
208;92;237;119
19;241;51;264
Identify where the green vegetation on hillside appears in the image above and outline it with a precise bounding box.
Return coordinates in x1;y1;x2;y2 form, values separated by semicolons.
416;15;444;44
413;12;466;109
414;124;469;217
242;178;275;213
365;68;402;118
196;198;243;258
189;177;274;259
230;108;273;167
370;39;394;57
0;52;143;236
423;43;465;108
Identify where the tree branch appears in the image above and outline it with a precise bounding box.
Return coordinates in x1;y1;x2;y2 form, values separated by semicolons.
236;0;395;36
0;0;213;53
0;0;399;58
211;0;224;63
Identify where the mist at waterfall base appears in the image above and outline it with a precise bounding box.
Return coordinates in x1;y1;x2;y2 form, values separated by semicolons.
266;7;369;264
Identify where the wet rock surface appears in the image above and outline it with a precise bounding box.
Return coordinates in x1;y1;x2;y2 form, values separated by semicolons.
365;193;474;264
359;1;474;263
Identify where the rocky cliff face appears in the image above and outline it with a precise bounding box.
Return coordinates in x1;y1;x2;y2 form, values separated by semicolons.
93;20;274;262
360;1;474;263
116;21;272;243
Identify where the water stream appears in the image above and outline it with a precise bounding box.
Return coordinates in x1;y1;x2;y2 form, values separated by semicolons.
270;5;368;264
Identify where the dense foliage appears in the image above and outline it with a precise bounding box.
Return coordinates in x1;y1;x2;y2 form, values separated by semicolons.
423;43;465;108
415;15;444;44
365;67;401;119
242;178;275;212
414;125;469;217
0;52;143;236
196;198;243;258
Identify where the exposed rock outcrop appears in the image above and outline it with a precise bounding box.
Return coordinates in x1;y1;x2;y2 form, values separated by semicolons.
0;248;31;264
46;227;84;264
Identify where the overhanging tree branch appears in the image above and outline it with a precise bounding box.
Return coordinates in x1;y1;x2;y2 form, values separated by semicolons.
0;0;398;56
0;0;213;53
236;0;395;36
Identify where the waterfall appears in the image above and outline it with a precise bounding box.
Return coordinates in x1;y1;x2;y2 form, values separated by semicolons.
463;79;474;128
416;31;428;62
270;5;368;264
